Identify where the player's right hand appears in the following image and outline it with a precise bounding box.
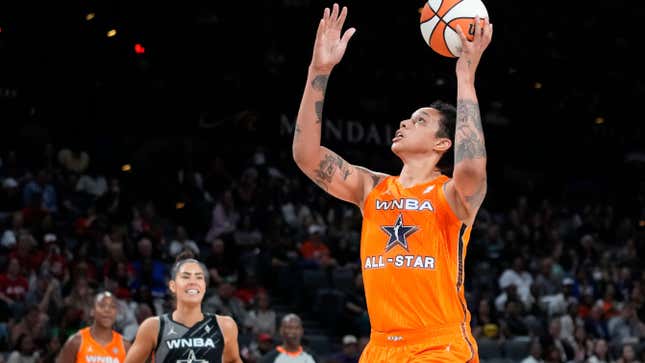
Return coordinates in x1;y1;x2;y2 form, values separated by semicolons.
310;3;356;73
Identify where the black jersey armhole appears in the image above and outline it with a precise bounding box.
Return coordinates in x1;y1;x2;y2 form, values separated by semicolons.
155;314;166;353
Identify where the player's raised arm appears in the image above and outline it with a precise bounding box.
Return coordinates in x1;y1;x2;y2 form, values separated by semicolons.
292;4;385;206
446;16;493;224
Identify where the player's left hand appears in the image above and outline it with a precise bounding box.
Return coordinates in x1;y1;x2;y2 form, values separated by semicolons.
455;16;493;76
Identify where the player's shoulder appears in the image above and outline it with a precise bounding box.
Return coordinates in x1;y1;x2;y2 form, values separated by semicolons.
63;331;83;349
215;314;238;333
138;316;161;333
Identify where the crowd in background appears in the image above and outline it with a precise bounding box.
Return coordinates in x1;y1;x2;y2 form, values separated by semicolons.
0;134;642;363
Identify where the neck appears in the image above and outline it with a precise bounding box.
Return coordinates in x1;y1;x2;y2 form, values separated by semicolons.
172;305;204;327
90;325;113;343
398;156;442;188
283;343;301;353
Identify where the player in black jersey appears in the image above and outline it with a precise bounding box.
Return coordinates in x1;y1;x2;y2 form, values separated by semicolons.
125;251;242;363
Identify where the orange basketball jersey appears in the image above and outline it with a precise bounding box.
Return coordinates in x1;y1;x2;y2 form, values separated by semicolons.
361;175;473;333
76;327;127;363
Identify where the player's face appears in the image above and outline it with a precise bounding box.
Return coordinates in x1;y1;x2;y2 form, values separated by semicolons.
170;262;206;304
391;107;447;155
280;319;303;346
92;294;118;329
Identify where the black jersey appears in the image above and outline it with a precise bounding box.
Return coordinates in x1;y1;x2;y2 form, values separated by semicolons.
154;313;224;363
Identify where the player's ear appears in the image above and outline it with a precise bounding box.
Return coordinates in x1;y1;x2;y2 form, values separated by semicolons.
169;280;176;294
434;137;452;152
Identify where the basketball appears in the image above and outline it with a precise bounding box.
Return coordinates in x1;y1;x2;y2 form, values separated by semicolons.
420;0;489;58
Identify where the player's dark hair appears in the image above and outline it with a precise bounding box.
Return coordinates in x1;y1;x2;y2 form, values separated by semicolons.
170;250;209;285
429;100;456;140
430;100;456;174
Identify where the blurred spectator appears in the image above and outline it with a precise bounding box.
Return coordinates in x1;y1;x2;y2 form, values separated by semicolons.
260;314;317;363
501;299;530;338
75;165;107;199
22;170;57;214
472;298;501;340
608;302;644;344
0;213;23;251
329;334;359;363
498;256;534;308
614;343;640;363
122;303;153;342
584;303;610;340
242;333;274;363
0;257;28;317
205;238;238;286
10;303;49;348
521;338;544;363
6;334;39;363
57;148;89;174
205;189;239;243
168;225;200;259
540;318;575;363
343;272;369;337
130;237;168;300
39;335;62;363
204;282;247;325
586;338;610;363
298;225;335;268
244;291;277;336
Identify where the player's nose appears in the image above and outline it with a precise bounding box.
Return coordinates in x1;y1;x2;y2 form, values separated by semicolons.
400;119;410;128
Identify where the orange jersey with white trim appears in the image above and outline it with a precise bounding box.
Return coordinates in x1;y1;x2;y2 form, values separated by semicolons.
361;175;472;332
76;327;127;363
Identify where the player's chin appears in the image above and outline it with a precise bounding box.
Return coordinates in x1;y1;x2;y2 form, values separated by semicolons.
100;317;115;327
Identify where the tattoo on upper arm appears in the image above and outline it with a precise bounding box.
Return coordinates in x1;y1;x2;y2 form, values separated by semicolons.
465;180;487;209
455;99;486;163
356;166;383;188
370;174;382;188
313;152;352;191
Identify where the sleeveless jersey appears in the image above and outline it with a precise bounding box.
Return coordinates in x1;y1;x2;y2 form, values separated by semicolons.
154;313;224;363
76;327;127;363
361;175;473;332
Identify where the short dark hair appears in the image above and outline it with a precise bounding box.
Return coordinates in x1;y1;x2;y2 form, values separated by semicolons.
429;100;456;140
170;250;209;285
429;100;456;174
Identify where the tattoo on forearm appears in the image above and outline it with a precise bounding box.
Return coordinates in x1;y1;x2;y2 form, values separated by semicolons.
314;101;324;124
465;180;487;208
455;99;486;163
311;75;329;124
314;152;352;191
311;75;329;92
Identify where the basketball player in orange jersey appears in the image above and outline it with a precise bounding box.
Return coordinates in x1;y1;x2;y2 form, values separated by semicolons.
56;291;131;363
292;3;492;362
124;251;243;363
